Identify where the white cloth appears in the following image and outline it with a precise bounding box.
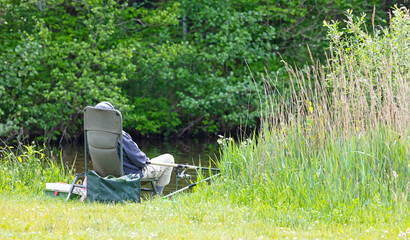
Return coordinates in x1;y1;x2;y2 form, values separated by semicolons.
142;154;174;187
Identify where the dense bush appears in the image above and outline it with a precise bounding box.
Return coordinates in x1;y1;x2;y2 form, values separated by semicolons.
0;1;134;142
323;6;410;129
0;0;400;143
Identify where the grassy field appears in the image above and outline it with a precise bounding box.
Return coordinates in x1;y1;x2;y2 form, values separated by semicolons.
1;130;409;239
1;7;410;240
1;192;410;239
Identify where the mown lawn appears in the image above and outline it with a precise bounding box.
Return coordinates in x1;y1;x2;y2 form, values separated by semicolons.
1;193;410;239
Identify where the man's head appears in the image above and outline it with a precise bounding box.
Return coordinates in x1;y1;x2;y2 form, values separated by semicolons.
95;101;114;110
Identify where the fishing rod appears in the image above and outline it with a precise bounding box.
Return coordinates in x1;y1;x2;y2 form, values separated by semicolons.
146;161;220;190
146;161;220;172
162;173;222;199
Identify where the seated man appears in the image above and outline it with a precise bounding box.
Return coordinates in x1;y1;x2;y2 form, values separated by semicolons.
95;101;174;197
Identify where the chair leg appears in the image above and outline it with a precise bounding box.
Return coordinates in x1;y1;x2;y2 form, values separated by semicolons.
150;180;158;195
66;174;79;201
66;173;86;201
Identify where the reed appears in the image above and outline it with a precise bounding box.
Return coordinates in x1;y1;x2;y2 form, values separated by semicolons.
208;6;410;221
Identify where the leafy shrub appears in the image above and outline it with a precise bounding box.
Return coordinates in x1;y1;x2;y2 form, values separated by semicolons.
0;1;400;141
324;6;410;127
0;1;132;142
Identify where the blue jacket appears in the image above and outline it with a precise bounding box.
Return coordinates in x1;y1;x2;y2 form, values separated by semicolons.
118;131;148;177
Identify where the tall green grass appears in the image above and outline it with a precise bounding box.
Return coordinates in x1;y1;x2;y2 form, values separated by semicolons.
202;6;410;222
0;144;74;193
215;126;408;210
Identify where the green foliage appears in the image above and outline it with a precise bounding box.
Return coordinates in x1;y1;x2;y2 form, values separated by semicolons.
126;97;181;136
0;1;133;142
0;0;402;142
324;6;410;102
269;0;389;61
172;0;273;134
119;0;272;135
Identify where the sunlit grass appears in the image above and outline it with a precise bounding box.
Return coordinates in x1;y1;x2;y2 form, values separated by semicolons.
1;192;410;239
0;144;74;193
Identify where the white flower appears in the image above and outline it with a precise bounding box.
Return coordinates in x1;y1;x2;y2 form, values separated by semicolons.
393;171;398;180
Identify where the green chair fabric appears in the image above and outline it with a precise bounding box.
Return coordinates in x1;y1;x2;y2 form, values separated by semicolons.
84;106;123;177
86;170;140;203
84;106;141;202
67;106;157;202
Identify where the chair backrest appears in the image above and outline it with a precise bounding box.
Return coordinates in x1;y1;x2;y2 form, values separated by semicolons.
84;106;123;177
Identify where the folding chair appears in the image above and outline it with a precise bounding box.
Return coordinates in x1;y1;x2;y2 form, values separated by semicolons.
66;106;157;202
